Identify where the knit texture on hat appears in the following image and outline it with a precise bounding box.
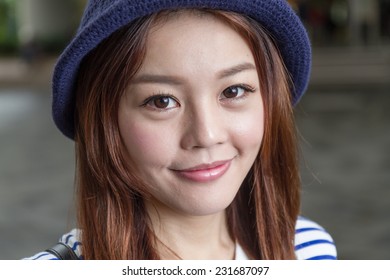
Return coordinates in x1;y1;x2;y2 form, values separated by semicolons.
52;0;311;139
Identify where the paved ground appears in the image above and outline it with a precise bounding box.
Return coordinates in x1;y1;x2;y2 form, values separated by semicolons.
0;47;389;259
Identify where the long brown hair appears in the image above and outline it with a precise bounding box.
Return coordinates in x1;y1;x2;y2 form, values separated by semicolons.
74;9;300;260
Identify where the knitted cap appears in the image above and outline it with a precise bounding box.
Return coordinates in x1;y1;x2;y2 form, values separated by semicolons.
53;0;311;139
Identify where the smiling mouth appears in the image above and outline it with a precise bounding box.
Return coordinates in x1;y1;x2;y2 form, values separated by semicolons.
172;160;232;183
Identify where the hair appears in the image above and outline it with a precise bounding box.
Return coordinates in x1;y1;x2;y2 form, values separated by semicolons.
74;8;300;260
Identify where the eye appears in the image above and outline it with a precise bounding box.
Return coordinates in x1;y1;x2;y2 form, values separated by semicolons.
142;94;179;110
221;84;255;100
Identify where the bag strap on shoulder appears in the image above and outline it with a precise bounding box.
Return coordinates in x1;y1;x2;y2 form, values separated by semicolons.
45;242;79;260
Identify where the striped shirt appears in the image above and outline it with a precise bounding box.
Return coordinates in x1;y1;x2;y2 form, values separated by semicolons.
294;216;337;260
24;216;337;260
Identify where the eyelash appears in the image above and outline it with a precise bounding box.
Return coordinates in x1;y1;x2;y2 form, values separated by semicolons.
140;93;179;111
220;84;256;101
140;84;256;110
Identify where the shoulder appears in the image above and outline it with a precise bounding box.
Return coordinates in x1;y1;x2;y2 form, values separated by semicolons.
23;229;82;260
294;216;337;260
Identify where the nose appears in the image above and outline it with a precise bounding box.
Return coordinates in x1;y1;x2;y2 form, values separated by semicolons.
180;103;228;150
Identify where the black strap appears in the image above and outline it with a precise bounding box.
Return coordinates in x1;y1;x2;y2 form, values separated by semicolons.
45;242;79;260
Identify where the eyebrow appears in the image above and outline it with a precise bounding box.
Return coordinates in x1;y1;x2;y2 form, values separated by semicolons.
131;62;257;85
131;74;184;85
217;62;257;79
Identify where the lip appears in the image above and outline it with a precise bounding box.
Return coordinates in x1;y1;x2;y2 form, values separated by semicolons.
172;160;232;183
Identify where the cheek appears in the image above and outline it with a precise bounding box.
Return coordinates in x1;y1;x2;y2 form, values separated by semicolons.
231;109;264;151
119;119;176;167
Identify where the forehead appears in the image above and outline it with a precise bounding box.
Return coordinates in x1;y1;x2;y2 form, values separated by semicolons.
138;10;255;75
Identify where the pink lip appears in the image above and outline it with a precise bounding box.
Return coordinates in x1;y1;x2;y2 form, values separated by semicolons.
173;160;232;183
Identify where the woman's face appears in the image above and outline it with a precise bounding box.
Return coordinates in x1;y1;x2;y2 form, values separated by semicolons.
118;12;264;216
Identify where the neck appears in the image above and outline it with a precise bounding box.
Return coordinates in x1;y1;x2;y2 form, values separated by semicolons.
146;200;235;260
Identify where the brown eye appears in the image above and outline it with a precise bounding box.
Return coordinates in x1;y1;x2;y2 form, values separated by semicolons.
153;96;171;108
221;85;256;100
222;86;243;98
143;95;179;110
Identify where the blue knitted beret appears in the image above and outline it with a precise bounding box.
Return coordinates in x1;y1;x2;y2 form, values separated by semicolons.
52;0;311;139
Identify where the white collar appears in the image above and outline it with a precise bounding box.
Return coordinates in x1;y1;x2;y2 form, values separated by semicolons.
235;242;249;260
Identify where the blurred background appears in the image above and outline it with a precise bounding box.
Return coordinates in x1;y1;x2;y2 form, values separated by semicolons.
0;0;389;259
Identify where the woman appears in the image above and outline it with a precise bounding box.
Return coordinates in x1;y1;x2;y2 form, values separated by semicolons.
26;0;336;260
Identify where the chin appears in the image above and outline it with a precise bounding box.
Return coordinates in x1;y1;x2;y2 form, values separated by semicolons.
174;197;235;217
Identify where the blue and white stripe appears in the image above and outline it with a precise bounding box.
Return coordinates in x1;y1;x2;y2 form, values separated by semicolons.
294;217;337;260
